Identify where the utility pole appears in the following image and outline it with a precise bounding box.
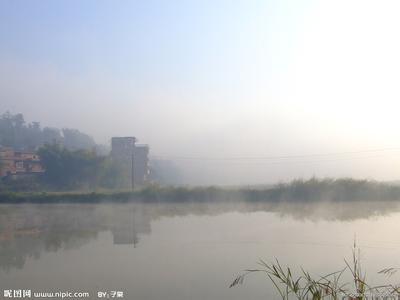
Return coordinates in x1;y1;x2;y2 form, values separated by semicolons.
131;147;135;191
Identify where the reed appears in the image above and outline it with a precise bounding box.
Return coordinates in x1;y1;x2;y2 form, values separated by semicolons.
230;242;399;299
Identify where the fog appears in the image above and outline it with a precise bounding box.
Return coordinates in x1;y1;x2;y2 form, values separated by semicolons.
3;200;400;300
1;200;399;271
2;0;400;185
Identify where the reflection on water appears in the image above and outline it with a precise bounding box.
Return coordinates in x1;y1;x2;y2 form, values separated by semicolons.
0;204;153;271
1;200;400;299
1;200;400;271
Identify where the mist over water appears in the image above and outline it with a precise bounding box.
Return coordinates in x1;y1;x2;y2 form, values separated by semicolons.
1;200;400;299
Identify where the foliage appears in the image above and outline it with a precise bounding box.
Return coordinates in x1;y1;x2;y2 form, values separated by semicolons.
0;111;96;151
0;176;44;192
37;144;105;189
243;178;400;202
3;178;400;202
230;242;399;299
62;128;96;151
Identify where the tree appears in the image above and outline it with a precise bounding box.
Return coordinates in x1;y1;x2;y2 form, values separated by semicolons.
42;127;63;145
62;128;96;151
0;112;101;151
38;144;105;189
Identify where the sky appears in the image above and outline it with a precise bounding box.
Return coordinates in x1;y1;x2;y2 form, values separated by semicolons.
2;0;400;184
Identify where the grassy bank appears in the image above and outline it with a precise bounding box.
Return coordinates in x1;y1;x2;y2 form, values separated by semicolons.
0;186;231;203
1;178;400;203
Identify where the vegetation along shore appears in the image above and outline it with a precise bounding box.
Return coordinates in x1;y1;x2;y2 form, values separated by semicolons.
2;178;400;203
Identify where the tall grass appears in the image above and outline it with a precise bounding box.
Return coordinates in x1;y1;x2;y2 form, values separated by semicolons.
230;242;399;299
2;178;400;203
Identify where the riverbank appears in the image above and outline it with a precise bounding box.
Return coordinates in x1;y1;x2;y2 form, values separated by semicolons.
2;178;400;203
0;186;229;203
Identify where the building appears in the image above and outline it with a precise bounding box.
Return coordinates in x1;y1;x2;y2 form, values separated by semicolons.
111;137;150;187
0;147;45;178
133;144;150;186
111;137;136;160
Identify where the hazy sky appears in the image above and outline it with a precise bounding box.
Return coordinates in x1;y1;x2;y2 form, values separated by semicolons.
2;0;400;184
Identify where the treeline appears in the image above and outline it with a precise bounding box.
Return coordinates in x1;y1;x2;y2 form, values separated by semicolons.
0;111;182;190
0;112;125;190
0;144;129;191
0;112;112;190
38;144;117;189
0;111;105;152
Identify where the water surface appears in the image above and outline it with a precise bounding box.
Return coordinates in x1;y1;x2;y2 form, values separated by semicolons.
1;201;400;299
